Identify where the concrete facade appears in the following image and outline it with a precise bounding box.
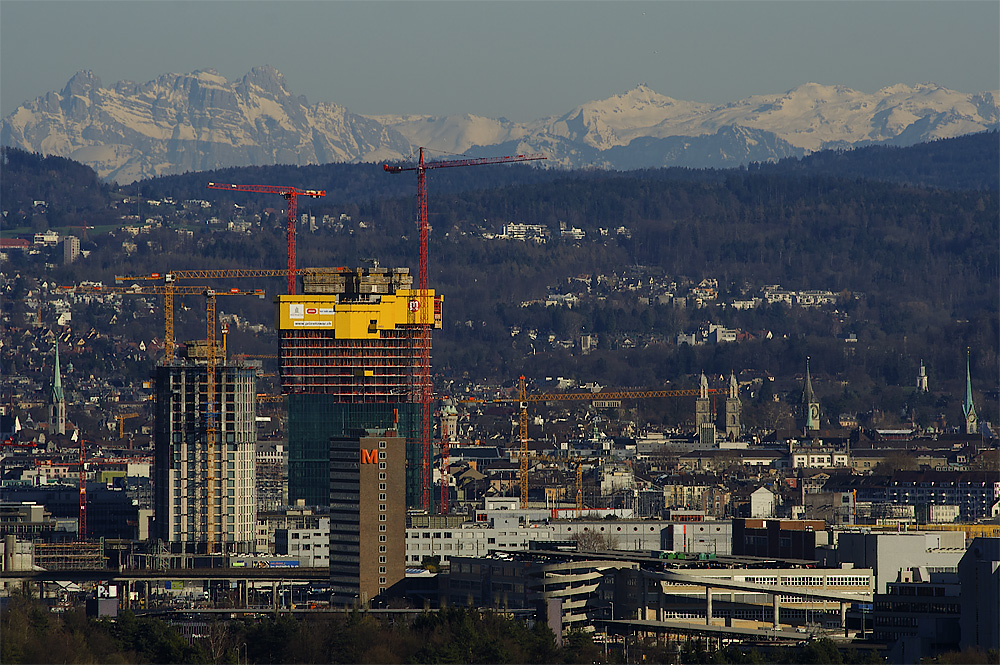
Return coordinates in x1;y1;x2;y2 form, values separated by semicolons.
836;531;966;594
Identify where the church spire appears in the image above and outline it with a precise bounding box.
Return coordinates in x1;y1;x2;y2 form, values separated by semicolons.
916;359;928;392
722;372;741;440
962;349;978;434
802;358;815;405
802;358;819;432
48;344;66;435
51;344;64;404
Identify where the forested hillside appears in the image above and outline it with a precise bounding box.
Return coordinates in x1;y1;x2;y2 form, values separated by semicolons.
752;131;999;191
2;134;997;427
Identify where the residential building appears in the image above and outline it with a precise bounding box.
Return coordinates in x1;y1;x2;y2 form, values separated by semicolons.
790;447;850;470
749;487;776;518
887;471;1000;521
63;235;80;265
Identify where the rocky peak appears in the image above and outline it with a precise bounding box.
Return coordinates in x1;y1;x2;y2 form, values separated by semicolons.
238;65;291;100
62;70;102;98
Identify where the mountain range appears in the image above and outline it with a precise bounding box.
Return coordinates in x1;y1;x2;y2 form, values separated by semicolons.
2;65;997;183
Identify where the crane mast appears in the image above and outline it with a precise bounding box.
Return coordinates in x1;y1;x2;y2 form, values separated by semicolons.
509;379;716;509
385;148;545;511
206;182;326;294
66;283;263;551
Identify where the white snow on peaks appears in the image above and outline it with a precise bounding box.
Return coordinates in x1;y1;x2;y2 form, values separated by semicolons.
2;68;997;181
189;69;229;86
364;113;524;155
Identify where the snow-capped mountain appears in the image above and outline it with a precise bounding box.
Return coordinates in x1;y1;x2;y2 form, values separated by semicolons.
0;66;411;183
2;68;997;183
375;82;999;169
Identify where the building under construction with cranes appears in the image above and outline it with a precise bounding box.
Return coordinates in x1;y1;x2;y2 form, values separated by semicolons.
275;266;442;509
152;340;258;554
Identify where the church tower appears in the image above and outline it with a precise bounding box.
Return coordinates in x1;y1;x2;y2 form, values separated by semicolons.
721;372;741;440
916;360;928;392
801;358;820;432
962;351;978;435
48;344;66;436
695;373;712;427
695;373;715;445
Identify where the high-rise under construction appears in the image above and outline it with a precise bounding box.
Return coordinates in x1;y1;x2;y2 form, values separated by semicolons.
153;342;258;553
275;267;442;508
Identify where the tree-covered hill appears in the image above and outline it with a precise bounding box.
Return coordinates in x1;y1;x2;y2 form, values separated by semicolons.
2;134;997;428
0;148;117;231
751;130;999;191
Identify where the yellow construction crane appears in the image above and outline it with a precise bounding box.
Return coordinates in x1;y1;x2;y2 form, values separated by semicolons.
69;283;264;552
115;267;345;361
114;413;139;439
70;283;263;362
521;453;593;518
506;376;717;509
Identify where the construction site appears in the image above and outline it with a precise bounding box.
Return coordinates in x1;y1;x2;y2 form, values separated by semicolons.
276;266;442;510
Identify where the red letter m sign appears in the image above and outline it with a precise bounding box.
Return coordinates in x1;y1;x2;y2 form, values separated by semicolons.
361;449;377;464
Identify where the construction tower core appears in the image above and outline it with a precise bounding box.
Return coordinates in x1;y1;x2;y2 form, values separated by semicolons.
275;267;443;508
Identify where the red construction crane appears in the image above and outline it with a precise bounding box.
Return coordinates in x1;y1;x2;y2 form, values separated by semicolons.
79;434;86;539
385;148;545;512
35;448;152;540
206;183;326;294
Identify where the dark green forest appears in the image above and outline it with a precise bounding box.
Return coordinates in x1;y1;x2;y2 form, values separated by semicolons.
2;134;997;427
0;592;589;664
14;590;990;664
6;591;993;665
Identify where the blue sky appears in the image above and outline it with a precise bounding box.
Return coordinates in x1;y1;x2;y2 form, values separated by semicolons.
2;1;998;120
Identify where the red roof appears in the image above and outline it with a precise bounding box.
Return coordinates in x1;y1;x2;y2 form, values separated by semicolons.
0;238;31;249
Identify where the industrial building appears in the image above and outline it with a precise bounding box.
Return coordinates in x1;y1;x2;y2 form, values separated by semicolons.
153;342;258;553
446;549;873;637
275;267;442;508
329;431;407;606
